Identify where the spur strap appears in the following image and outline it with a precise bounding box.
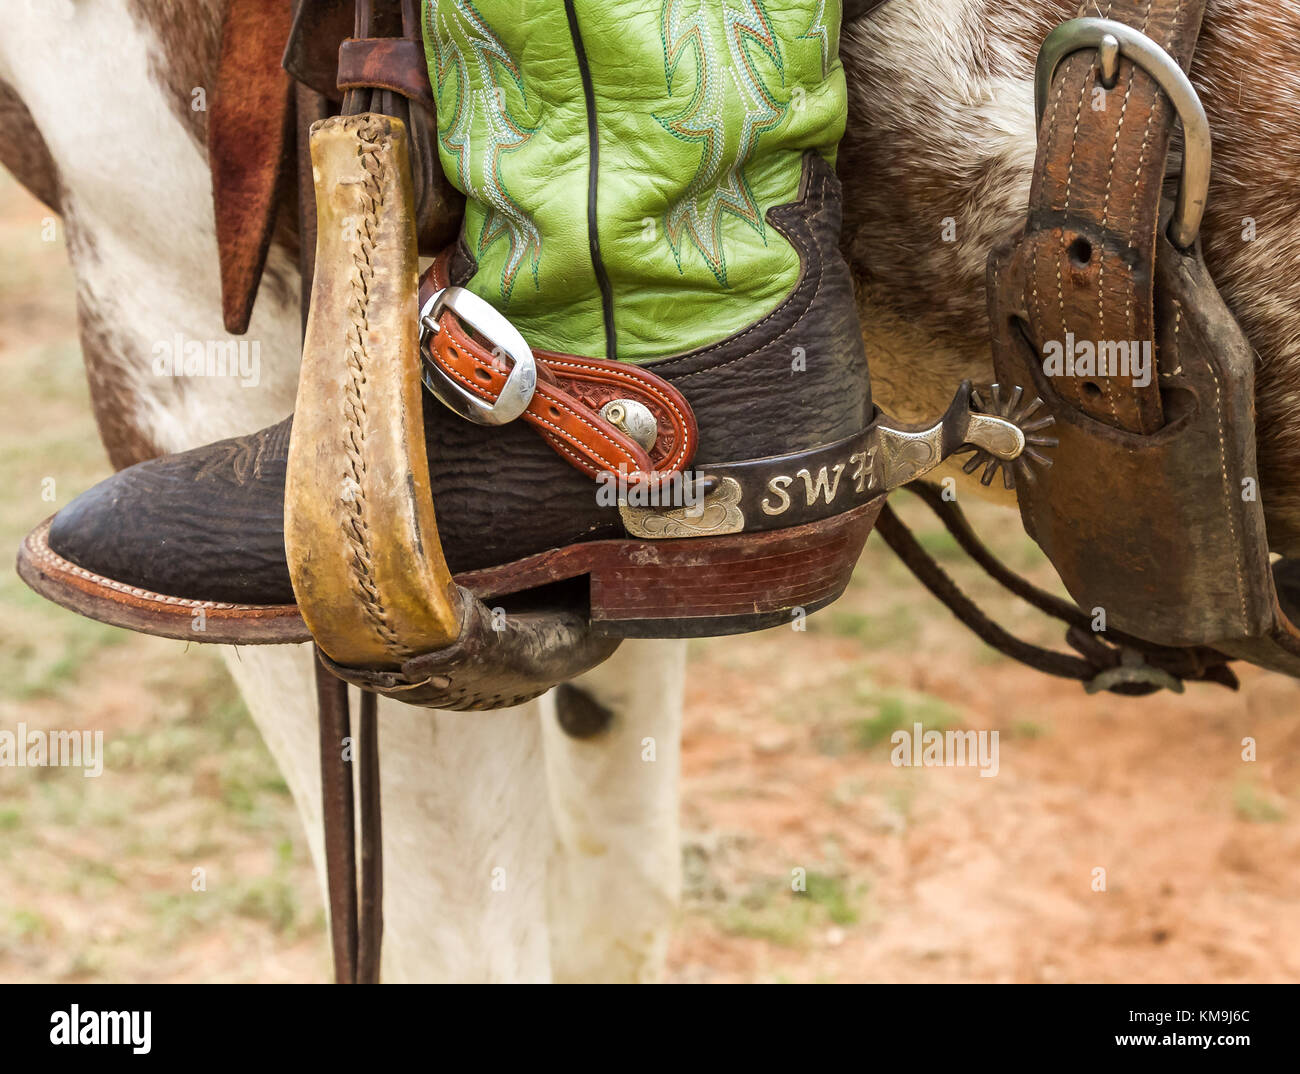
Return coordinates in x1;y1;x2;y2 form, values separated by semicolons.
982;0;1300;681
1020;0;1207;433
419;253;699;483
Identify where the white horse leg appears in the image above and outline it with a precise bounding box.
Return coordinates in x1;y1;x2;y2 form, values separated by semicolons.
224;646;557;983
540;639;687;983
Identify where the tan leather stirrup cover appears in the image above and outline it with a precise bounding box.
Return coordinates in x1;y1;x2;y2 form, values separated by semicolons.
286;114;462;669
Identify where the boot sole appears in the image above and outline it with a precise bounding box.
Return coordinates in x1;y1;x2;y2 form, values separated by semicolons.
17;497;883;645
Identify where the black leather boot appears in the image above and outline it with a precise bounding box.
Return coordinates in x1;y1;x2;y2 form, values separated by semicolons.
32;156;890;621
21;4;1024;650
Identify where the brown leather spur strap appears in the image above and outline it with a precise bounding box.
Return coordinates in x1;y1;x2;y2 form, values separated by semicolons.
421;254;699;483
1019;0;1205;434
877;484;1238;696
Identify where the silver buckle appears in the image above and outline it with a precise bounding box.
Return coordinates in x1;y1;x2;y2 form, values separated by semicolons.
1035;17;1211;249
418;286;537;426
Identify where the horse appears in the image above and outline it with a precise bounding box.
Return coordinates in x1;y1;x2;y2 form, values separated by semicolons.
3;0;1298;980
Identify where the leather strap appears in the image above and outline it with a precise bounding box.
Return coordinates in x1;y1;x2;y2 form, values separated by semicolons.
316;661;359;984
1022;0;1207;434
986;0;1300;681
314;656;383;985
878;484;1238;695
337;37;435;110
617;386;983;539
284;0;356;102
422;254;699;483
210;0;296;335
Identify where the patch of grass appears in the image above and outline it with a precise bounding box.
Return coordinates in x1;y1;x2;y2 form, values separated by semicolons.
717;870;865;945
852;689;957;749
73;859;123;889
149;842;302;941
1233;780;1285;823
146;891;226;947
184;674;256;745
827;778;869;806
721;894;816;947
886;780;917;825
217;743;292;824
801;872;861;926
8;908;51;942
234;873;300;933
0;615;128;701
0;807;22;831
1010;720;1047;739
915;528;963;562
815;605;920;649
64;948;107;979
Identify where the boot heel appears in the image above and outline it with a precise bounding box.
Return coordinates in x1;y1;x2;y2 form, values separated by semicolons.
588;499;884;638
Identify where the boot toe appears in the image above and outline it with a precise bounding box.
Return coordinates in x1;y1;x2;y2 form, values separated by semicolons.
47;421;295;605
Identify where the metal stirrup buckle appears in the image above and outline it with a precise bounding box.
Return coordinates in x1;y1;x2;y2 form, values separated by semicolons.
1035;17;1212;249
418;286;538;426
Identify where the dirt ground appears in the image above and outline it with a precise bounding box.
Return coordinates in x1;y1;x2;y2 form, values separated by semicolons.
1;171;1296;984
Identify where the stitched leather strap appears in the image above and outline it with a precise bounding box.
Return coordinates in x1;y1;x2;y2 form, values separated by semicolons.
1022;0;1207;434
210;0;295;335
421;254;699;483
337;38;435;111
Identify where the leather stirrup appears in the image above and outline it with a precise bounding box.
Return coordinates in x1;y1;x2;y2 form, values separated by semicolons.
286;112;463;668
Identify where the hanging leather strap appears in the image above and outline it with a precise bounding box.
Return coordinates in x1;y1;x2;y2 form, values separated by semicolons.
1019;0;1206;433
314;655;382;985
210;0;296;335
315;661;359;983
337;37;435;109
877;484;1238;695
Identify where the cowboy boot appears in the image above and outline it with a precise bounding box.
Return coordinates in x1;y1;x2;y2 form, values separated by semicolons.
20;0;1024;693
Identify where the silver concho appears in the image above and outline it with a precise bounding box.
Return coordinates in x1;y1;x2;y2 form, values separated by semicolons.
599;399;659;453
